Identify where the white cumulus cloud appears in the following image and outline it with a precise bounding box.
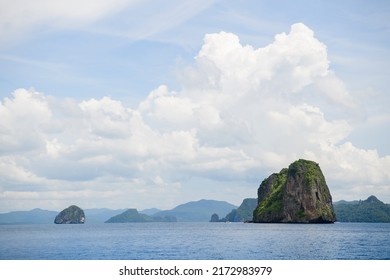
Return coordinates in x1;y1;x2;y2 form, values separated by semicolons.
0;23;389;211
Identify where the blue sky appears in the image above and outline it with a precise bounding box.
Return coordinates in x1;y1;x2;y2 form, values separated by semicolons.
0;0;389;212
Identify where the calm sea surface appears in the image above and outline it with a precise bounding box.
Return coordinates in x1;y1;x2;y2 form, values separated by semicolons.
0;222;389;260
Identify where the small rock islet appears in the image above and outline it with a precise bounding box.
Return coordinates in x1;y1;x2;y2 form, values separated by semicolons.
54;205;85;224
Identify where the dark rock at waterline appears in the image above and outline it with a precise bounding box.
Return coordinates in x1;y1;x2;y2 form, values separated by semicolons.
54;205;85;224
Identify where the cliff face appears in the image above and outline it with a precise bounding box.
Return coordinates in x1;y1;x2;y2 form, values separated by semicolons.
54;205;85;224
253;159;336;223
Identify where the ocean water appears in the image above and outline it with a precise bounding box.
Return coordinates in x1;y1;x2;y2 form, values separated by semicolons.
0;222;389;260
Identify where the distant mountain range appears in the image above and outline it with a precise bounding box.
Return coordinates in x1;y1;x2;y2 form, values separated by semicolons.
0;208;57;224
153;199;237;222
84;208;127;223
0;208;128;224
97;199;236;223
0;199;237;224
1;196;389;224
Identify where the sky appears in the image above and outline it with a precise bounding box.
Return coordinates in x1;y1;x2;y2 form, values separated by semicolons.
0;0;389;212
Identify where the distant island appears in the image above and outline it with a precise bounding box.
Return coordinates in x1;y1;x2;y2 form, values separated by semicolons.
210;198;257;222
334;195;390;222
105;209;176;223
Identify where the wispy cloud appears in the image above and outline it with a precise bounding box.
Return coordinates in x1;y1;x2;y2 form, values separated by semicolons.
0;0;138;46
0;0;218;47
0;54;65;69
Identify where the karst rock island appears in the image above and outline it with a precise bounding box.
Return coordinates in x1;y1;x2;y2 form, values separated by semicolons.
253;159;336;223
54;205;85;224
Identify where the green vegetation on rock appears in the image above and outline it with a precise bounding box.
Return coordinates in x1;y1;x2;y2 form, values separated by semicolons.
288;159;326;190
254;168;287;220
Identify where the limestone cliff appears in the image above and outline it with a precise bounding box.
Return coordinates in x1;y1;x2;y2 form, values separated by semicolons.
54;205;85;224
253;159;336;223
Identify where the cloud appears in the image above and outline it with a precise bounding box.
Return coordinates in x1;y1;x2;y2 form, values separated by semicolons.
1;23;389;211
0;0;218;47
116;0;219;41
195;23;329;94
0;0;137;46
0;88;52;154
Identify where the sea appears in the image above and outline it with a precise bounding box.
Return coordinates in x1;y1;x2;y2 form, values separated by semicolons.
0;222;389;260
